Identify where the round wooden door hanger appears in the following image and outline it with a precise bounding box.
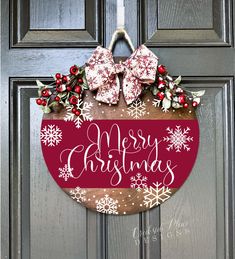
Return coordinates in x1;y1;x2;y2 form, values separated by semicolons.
40;91;199;215
38;43;203;215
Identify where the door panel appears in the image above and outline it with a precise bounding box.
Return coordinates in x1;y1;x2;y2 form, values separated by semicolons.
161;78;233;259
11;0;103;47
140;0;232;46
1;0;235;259
10;81;104;259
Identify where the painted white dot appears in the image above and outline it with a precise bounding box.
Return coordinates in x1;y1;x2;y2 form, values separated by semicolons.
101;111;104;114
113;109;116;112
98;103;101;106
173;109;175;112
86;94;88;97
147;99;150;102
123;212;126;214
109;103;111;106
118;205;121;207
147;112;150;115
128;195;131;197
121;114;123;117
119;192;122;194
109;154;112;159
189;110;192;113
132;203;135;205
112;190;115;193
122;199;124;202
93;195;96;198
122;109;124;112
125;204;127;207
88;198;91;201
140;204;143;207
104;189;106;192
137;196;139;198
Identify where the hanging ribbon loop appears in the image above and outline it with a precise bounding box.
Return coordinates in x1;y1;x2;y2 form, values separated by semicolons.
108;28;135;53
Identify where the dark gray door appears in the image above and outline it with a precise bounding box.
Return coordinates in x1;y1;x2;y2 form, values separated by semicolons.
1;0;234;258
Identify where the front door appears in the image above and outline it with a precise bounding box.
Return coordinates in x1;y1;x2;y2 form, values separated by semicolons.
1;0;234;258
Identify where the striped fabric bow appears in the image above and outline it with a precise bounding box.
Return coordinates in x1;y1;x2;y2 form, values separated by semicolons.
85;45;158;105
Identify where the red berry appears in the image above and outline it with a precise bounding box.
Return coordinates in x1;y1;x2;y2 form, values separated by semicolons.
69;96;78;105
74;85;82;93
157;77;164;83
56;84;67;93
62;75;68;83
55;96;60;102
192;101;198;107
77;78;83;84
176;87;184;94
178;94;186;104
75;110;81;116
41;89;51;97
66;86;72;91
72;108;77;114
158;82;166;90
55;73;61;79
56;79;61;85
36;98;42;105
41;90;47;96
156;91;165;100
42;100;47;106
183;103;189;108
70;65;79;75
157;65;167;75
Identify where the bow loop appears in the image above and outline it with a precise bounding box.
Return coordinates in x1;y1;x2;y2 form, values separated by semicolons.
125;45;158;83
85;47;120;104
85;45;158;105
85;47;116;90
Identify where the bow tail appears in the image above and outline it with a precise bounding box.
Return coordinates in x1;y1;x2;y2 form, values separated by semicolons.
96;75;120;104
122;75;142;105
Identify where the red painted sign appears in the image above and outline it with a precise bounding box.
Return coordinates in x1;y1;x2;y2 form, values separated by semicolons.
41;119;199;190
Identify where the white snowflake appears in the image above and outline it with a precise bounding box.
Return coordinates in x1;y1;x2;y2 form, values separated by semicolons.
138;58;155;76
152;99;161;107
163;125;193;152
58;164;74;181
40;124;62;147
127;100;146;119
130;173;148;192
143;182;172;208
64;100;93;129
70;187;86;203
95;194;118;214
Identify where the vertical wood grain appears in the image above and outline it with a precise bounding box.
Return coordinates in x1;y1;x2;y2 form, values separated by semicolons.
107;215;141;259
30;0;85;29
157;0;213;29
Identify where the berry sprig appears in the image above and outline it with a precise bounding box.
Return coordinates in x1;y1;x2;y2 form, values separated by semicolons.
36;65;88;114
150;65;205;112
36;63;205;114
